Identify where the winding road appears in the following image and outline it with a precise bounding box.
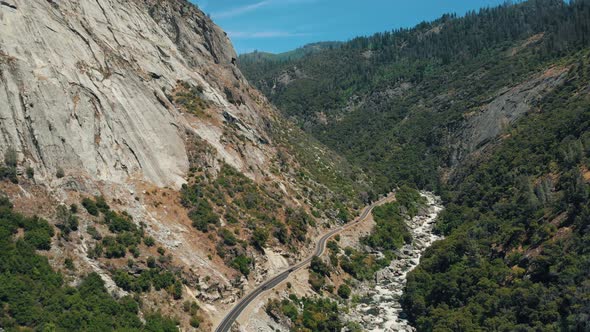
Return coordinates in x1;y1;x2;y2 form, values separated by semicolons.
215;195;393;332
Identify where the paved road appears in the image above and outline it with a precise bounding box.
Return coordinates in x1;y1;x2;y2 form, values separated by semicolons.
214;196;391;332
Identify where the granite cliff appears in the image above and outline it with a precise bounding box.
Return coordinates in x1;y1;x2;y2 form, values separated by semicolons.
0;1;366;330
0;0;268;187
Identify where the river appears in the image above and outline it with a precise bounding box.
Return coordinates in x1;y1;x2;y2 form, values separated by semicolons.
344;192;444;331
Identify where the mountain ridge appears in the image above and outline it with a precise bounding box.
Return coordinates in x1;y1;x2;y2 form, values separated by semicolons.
239;0;590;192
239;41;343;62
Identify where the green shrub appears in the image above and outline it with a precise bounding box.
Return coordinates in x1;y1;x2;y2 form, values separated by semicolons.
64;258;75;270
144;236;156;247
105;211;136;234
190;301;199;315
308;272;325;292
251;227;269;249
360;189;422;262
273;296;342;331
103;236;126;258
86;225;102;240
4;147;17;167
130;246;140;258
339;248;387;280
231;254;252;276
113;269;134;291
171;281;183;300
56;167;65;178
0;165;18;183
56;205;79;238
26;166;34;179
219;228;237;246
327;240;339;252
274;222;288;244
190;315;202;328
337;284;351;299
187;200;218;232
144;313;179;332
310;256;330;276
182;301;192;313
88;243;103;259
24;227;53;251
95;196;110;213
82;198;99;216
147;256;156;268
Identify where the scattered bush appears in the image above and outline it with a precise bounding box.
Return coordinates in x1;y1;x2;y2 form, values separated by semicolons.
26;166;34;179
231;254;252;276
82;198;99;216
86;225;102;240
190;315;202;328
56;167;65;178
250;227;269;249
338;284;351;299
144;236;156;247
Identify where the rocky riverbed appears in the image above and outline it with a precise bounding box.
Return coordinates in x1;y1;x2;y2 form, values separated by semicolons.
344;192;444;331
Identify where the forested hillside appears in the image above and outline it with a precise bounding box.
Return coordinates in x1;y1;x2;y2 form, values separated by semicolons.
240;0;590;194
239;0;590;329
402;57;590;330
0;196;179;330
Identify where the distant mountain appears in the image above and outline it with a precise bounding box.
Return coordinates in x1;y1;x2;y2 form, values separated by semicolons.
239;41;343;63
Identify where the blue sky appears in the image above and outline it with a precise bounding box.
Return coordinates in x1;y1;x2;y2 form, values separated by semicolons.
190;0;508;54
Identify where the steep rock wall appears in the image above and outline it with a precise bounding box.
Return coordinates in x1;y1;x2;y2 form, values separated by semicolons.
0;0;267;188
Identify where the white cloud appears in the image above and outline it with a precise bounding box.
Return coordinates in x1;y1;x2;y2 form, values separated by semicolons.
212;0;272;19
227;30;311;39
212;0;317;19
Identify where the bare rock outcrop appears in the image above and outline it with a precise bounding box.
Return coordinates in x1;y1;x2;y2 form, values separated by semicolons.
0;0;268;188
452;66;569;163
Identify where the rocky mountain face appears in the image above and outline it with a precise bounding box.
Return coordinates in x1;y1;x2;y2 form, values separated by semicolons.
450;66;568;163
0;0;365;330
1;0;261;187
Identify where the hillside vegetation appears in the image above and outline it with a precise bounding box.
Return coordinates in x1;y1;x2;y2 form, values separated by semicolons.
0;197;179;331
240;0;590;194
240;0;590;330
402;57;590;330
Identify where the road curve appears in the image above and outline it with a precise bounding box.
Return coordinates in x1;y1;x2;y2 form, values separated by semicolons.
214;195;391;332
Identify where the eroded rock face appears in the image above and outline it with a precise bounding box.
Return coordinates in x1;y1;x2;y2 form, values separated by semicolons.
453;66;569;163
0;0;260;188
